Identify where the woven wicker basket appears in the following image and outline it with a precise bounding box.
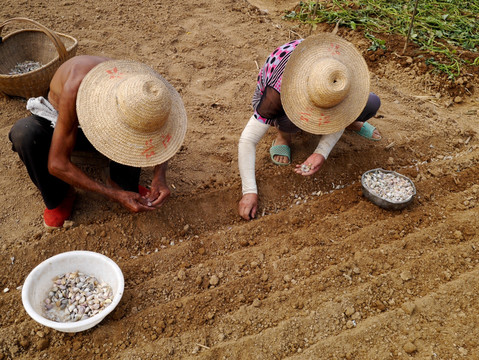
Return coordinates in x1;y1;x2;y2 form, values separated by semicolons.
0;18;78;99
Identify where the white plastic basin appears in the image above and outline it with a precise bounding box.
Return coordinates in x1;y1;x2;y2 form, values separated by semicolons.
22;251;124;332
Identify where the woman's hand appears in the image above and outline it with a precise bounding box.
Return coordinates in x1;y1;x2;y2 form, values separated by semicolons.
239;193;258;220
294;153;325;176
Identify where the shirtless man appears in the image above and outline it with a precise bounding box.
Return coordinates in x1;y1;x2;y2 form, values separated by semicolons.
9;55;187;228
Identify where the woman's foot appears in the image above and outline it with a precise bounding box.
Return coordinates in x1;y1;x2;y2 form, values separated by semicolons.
271;131;292;164
347;121;382;140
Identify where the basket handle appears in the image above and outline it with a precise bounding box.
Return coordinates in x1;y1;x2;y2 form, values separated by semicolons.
0;17;68;62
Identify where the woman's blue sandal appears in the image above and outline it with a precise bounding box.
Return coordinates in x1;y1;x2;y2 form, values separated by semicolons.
355;122;381;141
269;140;291;165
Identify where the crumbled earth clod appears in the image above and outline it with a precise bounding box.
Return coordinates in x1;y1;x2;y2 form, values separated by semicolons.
209;275;219;286
403;342;417;354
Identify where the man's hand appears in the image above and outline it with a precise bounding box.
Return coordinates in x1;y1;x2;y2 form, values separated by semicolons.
142;162;171;209
109;162;171;212
143;183;171;208
239;193;258;220
294;153;325;176
115;190;157;212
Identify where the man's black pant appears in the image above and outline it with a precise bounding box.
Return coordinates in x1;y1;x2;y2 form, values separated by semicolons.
9;115;141;209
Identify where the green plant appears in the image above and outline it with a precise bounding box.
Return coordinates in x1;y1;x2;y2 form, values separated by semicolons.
284;0;478;79
365;32;386;51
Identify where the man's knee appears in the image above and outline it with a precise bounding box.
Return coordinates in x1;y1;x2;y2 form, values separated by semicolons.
9;117;46;152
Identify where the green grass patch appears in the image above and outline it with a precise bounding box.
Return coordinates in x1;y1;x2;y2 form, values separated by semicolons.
284;0;479;79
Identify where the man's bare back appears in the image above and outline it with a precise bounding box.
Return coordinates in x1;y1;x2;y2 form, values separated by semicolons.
48;55;109;112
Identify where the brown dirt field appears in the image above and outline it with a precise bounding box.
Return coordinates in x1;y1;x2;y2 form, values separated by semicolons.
1;0;479;359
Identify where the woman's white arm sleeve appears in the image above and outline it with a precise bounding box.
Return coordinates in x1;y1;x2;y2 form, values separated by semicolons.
313;129;344;159
238;116;270;195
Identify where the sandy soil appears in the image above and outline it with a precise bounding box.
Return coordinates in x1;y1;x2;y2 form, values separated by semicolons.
1;0;479;359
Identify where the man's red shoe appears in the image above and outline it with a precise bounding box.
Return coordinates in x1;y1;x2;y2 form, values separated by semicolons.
138;185;150;197
43;189;76;229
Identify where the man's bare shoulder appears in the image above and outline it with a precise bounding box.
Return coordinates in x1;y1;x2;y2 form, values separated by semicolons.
49;55;111;107
67;55;110;67
53;55;111;83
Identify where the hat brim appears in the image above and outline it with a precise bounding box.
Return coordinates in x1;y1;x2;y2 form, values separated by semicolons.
281;33;370;135
76;60;187;167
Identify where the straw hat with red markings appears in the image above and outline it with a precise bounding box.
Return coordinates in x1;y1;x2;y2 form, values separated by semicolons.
76;60;187;167
281;33;370;135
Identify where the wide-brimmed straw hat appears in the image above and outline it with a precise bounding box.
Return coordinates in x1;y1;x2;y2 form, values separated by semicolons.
76;60;187;167
281;33;370;135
